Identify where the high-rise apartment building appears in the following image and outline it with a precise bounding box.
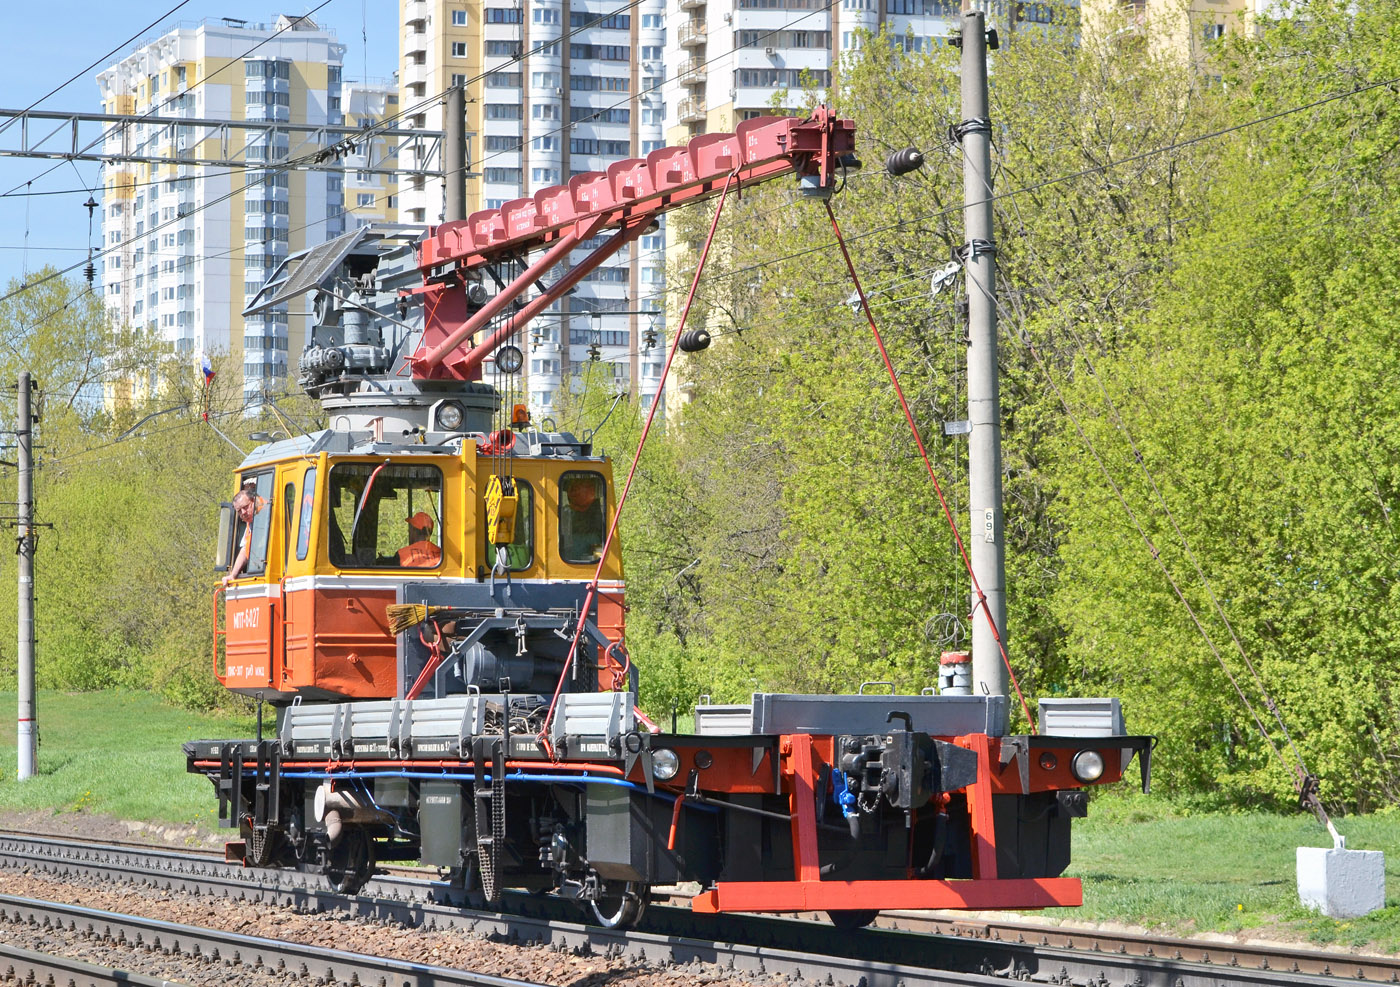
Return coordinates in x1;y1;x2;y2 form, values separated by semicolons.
97;15;346;406
663;0;963;144
1083;0;1259;64
399;0;669;416
343;82;402;228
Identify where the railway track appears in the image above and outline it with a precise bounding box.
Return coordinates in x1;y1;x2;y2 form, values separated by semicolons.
0;830;1392;987
0;892;547;987
0;938;192;987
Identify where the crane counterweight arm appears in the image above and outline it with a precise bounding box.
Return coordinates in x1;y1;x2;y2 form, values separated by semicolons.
409;107;856;380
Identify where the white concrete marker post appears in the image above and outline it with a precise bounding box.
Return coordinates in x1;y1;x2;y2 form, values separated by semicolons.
1297;832;1386;919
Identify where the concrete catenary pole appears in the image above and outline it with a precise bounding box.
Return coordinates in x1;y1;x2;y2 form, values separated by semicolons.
16;372;36;780
960;13;1009;699
444;86;467;223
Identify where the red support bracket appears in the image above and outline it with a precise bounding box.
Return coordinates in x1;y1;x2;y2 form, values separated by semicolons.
963;732;998;880
785;734;821;883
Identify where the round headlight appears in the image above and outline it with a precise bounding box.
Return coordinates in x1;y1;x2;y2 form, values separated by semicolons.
1070;750;1106;784
652;748;680;781
495;344;524;375
435;401;465;431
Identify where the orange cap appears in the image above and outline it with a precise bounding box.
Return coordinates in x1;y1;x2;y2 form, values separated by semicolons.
407;511;434;532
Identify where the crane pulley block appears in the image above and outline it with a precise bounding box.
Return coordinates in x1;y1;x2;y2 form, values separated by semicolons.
485;474;519;547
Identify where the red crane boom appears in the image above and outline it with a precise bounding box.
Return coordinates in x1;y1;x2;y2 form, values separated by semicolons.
407;106;856;380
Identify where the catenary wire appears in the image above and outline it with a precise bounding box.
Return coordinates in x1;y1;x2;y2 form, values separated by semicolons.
1;0;340;201
9;1;197;119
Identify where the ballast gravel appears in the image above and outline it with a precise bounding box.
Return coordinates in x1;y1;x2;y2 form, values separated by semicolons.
0;869;793;987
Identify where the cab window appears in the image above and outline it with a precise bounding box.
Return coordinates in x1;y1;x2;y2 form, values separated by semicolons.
237;471;274;578
295;467;317;561
327;463;443;569
558;471;606;565
488;480;534;571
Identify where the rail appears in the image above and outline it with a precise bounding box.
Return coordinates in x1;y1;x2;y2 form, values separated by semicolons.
0;831;1386;987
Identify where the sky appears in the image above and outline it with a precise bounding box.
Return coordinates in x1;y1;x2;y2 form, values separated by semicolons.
0;1;400;292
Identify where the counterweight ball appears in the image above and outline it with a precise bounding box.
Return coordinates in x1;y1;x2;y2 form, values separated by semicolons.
885;147;925;177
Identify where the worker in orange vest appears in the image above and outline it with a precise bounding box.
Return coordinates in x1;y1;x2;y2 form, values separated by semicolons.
398;511;442;567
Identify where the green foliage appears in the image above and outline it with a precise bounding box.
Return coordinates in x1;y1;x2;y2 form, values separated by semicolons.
0;271;320;710
1046;0;1400;808
605;0;1400;810
8;0;1400;817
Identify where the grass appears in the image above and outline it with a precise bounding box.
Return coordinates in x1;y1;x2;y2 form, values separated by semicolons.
0;691;1395;951
0;689;255;828
1055;790;1400;952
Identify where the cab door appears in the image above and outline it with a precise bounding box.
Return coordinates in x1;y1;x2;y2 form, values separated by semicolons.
222;470;277;693
280;462;321;689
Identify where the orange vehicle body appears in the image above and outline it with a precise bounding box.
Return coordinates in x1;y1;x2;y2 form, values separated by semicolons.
214;443;626;701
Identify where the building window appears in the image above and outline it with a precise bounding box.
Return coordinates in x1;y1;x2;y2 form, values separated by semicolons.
569;106;630;123
485;103;522;119
642;13;662;27
485;134;518;150
451;42;467;57
486;40;518;55
484;167;522;184
451;73;468;86
571;11;630;28
356;193;376;206
570;43;630;61
485;7;522;22
736;68;833;88
486;72;522;88
570;75;628;91
451;9;468;25
532;103;560;120
533;8;560;23
531;167;560;184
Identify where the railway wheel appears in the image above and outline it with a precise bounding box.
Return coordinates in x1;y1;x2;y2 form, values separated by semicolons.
590;881;649;929
324;828;375;896
826;909;879;930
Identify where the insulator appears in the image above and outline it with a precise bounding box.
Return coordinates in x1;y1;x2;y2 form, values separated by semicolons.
678;329;711;353
587;343;601;361
886;147;925;177
83;262;96;286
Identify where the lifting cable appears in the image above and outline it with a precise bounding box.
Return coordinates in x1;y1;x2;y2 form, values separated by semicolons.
538;171;741;749
821;200;1037;732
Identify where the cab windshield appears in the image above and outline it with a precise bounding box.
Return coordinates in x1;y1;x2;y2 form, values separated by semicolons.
328;463;444;569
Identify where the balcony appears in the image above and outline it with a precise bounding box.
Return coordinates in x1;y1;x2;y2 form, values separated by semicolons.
678;21;708;47
678;57;708;85
677;96;707;124
680;0;706;9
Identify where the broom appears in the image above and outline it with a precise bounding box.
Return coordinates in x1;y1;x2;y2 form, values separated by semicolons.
386;603;465;635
